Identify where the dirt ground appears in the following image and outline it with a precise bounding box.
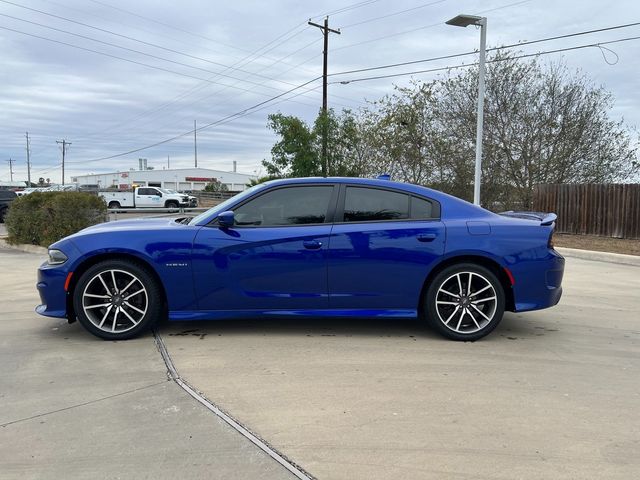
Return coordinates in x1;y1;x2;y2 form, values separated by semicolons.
554;233;640;256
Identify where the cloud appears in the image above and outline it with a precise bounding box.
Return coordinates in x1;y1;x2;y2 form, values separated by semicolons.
1;0;639;182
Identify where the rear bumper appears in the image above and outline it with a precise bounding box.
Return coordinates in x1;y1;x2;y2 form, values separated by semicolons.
36;261;68;318
511;249;564;312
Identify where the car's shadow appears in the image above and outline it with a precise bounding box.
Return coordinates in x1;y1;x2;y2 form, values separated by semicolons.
157;316;439;340
154;313;559;342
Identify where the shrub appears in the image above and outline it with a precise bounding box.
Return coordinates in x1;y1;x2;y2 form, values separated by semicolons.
5;191;107;246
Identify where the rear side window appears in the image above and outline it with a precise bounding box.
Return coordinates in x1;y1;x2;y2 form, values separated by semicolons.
411;196;435;219
234;186;334;226
343;187;410;222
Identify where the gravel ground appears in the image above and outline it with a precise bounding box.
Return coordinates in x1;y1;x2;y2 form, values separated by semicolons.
554;233;640;256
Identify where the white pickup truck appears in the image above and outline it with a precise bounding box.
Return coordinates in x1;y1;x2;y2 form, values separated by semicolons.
100;187;190;209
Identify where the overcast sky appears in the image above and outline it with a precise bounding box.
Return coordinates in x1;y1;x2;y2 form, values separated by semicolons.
1;0;639;183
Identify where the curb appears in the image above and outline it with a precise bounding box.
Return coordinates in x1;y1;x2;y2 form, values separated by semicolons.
0;238;48;255
556;246;640;267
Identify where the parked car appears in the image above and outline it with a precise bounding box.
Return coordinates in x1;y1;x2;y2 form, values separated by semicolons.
36;177;564;341
0;190;17;222
99;187;190;209
165;189;197;207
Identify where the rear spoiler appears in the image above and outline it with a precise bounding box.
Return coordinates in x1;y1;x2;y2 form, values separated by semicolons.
499;211;557;226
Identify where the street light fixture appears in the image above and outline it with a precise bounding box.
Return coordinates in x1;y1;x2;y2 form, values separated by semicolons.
446;14;487;206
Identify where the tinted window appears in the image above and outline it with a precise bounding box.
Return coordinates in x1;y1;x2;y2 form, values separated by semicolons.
234;186;333;226
138;188;154;195
343;187;409;222
411;196;435;219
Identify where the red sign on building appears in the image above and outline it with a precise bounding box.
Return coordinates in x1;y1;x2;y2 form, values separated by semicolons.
185;177;216;182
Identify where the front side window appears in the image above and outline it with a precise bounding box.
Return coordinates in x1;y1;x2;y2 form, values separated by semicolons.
233;186;334;226
343;187;410;222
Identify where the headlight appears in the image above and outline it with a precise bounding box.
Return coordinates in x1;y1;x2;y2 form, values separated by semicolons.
48;249;68;265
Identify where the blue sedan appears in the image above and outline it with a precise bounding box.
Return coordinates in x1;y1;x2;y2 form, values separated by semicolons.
36;177;564;341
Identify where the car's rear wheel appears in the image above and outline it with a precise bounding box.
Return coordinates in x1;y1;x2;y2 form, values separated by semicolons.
72;259;162;340
108;201;121;209
425;263;505;341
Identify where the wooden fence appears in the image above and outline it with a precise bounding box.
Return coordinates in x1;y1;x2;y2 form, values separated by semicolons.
533;184;640;239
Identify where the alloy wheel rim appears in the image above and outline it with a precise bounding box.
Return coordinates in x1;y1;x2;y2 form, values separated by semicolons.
435;271;497;334
82;269;148;334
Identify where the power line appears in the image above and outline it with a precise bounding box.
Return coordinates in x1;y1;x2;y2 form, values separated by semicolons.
333;0;531;52
0;12;322;100
61;33;640;167
328;20;640;78
87;0;302;58
330;35;640;85
0;5;321;92
309;0;383;21
341;0;447;29
0;24;327;110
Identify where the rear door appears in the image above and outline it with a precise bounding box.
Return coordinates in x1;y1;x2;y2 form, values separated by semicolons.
327;185;445;311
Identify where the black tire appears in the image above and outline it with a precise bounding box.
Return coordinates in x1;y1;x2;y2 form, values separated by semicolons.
72;259;163;340
425;263;505;341
108;201;121;209
0;206;6;223
165;200;179;209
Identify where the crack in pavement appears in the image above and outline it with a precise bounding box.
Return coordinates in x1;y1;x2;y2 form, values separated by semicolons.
1;380;168;428
152;329;314;480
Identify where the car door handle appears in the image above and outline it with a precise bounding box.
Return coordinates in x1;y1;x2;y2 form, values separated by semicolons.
417;233;437;242
303;240;323;250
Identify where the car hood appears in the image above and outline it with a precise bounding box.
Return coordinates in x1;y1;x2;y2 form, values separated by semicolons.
73;217;186;236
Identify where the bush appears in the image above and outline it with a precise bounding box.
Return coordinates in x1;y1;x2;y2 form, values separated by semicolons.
5;192;107;246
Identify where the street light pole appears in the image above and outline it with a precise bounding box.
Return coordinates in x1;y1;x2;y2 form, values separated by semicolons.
446;14;487;206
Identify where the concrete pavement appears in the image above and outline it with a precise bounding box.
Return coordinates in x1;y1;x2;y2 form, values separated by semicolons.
0;245;297;480
1;242;639;479
160;256;640;479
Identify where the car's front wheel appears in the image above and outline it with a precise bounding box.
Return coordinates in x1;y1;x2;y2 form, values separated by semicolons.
72;259;163;340
425;263;505;341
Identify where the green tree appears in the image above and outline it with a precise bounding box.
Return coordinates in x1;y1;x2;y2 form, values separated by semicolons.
263;113;319;177
204;179;228;192
434;52;638;208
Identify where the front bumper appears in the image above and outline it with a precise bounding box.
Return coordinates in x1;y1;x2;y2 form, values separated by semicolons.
36;261;69;318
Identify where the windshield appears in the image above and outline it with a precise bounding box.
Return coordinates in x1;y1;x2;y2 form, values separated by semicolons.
187;183;265;226
159;188;176;194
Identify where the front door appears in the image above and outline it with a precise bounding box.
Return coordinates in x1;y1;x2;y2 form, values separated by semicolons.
192;184;337;311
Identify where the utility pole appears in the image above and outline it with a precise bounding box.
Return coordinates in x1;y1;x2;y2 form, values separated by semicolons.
25;132;31;186
167;155;170;169
308;16;340;177
56;139;71;185
194;120;198;168
6;158;14;182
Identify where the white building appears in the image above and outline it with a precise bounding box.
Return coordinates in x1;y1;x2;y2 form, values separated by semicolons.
71;167;255;192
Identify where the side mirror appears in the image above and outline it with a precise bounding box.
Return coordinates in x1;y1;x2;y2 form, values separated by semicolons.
218;210;235;228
